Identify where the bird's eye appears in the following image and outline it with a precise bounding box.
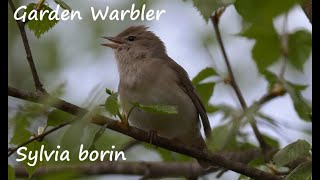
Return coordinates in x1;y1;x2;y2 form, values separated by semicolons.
128;36;136;41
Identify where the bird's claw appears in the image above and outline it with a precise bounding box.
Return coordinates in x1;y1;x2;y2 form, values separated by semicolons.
148;130;158;148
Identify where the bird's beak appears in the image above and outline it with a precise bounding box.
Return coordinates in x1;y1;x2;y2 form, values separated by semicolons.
101;36;124;49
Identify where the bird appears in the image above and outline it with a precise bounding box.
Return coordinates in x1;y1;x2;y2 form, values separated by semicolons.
101;25;212;168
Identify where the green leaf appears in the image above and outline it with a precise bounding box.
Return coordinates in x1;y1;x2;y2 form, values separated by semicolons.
237;142;258;150
60;122;84;160
88;124;107;151
248;157;265;167
132;102;178;115
262;70;279;91
50;83;66;98
8;165;15;180
25;3;59;38
238;174;253;180
144;144;192;162
59;110;99;160
104;91;120;117
192;67;218;84
9;103;49;145
35;171;77;180
105;88;112;95
191;0;219;23
285;160;312;180
252;39;281;73
206;104;220;113
207;124;236;151
94;130;130;153
239;157;268;180
10;126;32;145
288;30;312;71
257;112;279;128
194;82;215;106
136;0;149;10
273;139;311;166
21;141;49;178
207;104;237;120
192;68;216;109
59;108;101;160
241;24;281;73
262;134;280;148
47;109;73;127
54;0;72;11
10;116;32;145
190;0;234;23
284;81;311;121
235;0;300;24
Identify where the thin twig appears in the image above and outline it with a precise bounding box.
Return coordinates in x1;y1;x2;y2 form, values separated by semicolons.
126;105;136;120
8;120;73;157
210;9;268;150
35;0;46;10
280;13;289;79
221;91;282;150
8;86;282;180
301;0;312;24
8;0;46;92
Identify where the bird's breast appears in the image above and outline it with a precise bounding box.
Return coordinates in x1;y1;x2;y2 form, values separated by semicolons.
117;63;200;140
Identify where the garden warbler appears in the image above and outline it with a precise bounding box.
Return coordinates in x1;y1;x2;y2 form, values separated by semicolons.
102;26;212;168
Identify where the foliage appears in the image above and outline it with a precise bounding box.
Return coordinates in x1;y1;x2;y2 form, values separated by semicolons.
185;0;235;22
47;109;73;127
54;0;72;11
8;0;312;179
234;0;300;24
130;102;178;115
21;141;49;177
105;88;120;117
285;160;312;180
272;140;312;179
8;165;15;180
273;139;311;166
192;67;218;110
284;81;312;121
288;30;312;71
25;3;59;38
239;23;281;73
104;88;178;118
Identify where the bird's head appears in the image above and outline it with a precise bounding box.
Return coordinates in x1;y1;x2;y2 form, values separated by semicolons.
101;25;167;59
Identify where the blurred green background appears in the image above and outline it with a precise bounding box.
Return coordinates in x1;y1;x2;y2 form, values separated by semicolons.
8;0;312;179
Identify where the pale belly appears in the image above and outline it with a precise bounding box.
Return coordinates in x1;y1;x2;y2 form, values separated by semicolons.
119;79;201;142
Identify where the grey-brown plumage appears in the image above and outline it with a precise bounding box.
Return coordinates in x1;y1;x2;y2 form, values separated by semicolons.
102;25;212;168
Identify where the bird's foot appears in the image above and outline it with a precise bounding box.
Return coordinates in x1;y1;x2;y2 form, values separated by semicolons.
148;130;158;148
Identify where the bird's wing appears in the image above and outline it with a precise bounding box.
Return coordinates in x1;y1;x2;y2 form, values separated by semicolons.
165;59;212;138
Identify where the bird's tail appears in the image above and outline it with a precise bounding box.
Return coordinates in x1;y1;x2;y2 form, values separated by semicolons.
183;134;214;169
194;135;212;169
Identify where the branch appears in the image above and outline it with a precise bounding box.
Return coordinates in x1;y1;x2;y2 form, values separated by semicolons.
301;0;312;24
8;120;72;157
14;149;276;178
8;0;46;92
8;86;283;180
14;162;211;178
210;9;268;151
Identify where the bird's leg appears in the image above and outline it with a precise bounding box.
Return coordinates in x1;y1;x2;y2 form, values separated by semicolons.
148;130;159;148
